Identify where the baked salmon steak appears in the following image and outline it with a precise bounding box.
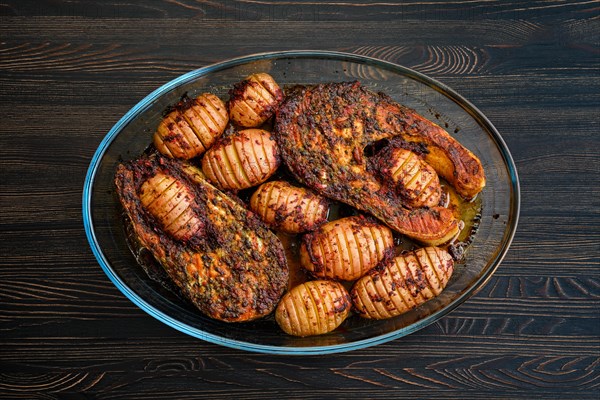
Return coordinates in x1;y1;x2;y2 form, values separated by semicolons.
274;81;485;245
114;154;289;322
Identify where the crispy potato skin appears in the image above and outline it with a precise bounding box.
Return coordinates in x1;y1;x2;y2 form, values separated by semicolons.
153;93;228;159
351;247;454;319
375;145;442;208
201;129;281;191
275;280;351;337
300;215;394;281
249;181;329;234
115;155;289;322
139;172;203;241
228;73;284;128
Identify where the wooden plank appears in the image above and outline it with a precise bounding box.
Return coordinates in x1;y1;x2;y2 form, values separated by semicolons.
1;17;596;47
1;0;597;21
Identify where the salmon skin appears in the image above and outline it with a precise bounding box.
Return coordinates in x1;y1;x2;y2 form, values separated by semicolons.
274;81;485;245
115;154;289;322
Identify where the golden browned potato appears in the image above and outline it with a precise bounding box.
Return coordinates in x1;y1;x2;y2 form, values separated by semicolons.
153;93;228;160
201;128;280;191
351;247;454;319
300;216;394;281
249;181;329;234
275;280;351;337
228;73;284;128
139;172;203;241
378;147;442;208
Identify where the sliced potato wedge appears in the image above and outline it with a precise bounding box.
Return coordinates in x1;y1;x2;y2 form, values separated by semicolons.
153;93;228;159
351;247;454;319
300;216;394;281
250;181;329;233
228;73;284;128
201;129;280;190
139;172;203;240
379;147;442;208
275;280;351;337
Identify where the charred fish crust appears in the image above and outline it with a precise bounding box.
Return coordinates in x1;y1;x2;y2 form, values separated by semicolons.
274;81;476;245
381;137;430;156
114;154;289;322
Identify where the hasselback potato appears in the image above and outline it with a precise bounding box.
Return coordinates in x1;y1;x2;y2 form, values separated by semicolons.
153;93;228;160
300;216;394;281
378;147;442;208
228;73;284;127
275;280;351;337
249;181;329;234
201;128;280;190
139;172;203;241
351;247;454;319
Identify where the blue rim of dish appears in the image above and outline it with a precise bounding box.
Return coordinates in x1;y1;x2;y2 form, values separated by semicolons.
82;50;520;355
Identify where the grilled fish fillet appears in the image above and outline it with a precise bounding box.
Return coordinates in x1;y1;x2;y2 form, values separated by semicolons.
114;155;289;322
274;81;485;245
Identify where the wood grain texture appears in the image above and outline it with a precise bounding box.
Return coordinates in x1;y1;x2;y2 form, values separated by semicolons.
1;0;597;21
0;0;599;398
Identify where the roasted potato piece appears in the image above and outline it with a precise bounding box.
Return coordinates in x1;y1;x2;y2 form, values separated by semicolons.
351;247;454;319
201;128;280;191
228;73;284;127
300;216;394;281
377;146;441;208
275;280;351;337
249;181;329;234
153;93;228;160
139;172;203;241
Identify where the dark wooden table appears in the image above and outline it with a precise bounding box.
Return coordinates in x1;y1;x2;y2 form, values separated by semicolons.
1;1;598;398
